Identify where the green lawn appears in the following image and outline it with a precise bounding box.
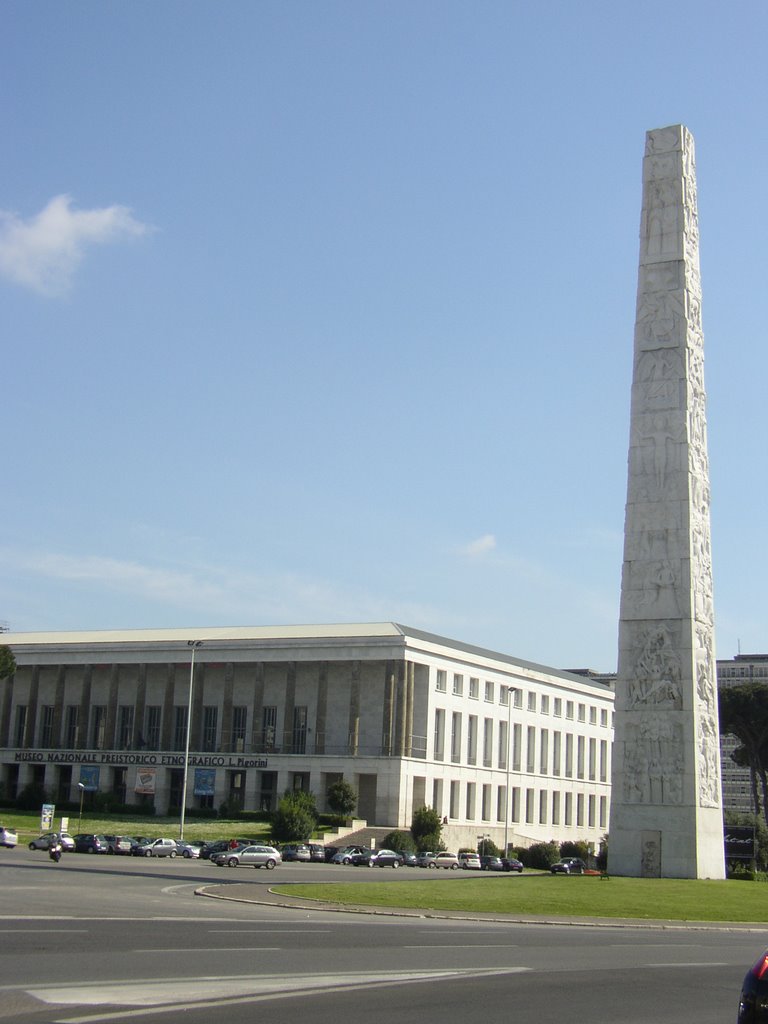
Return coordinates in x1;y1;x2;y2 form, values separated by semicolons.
272;874;768;923
0;809;270;844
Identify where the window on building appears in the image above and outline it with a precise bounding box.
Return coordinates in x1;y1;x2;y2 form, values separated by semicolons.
40;705;55;748
541;695;550;715
500;686;509;706
14;705;27;747
145;706;161;750
432;778;444;816
450;780;460;819
552;791;561;825
578;703;586;723
600;708;608;727
469;677;479;699
526;726;536;773
554;697;562;717
566;701;574;720
467;715;478;765
451;712;462;763
483;718;493;767
453;674;463;696
576;793;585;826
588;794;596;828
481;784;491;821
497;785;507;823
512;722;522;771
565;734;574;777
231;706;247;752
588;737;596;781
92;706;107;750
466;782;476;820
552;730;561;776
577;735;585;779
511;786;521;822
484;680;494;703
292;706;307;754
525;788;534;824
564;792;573;826
498;719;508;770
202;706;218;752
513;689;523;709
65;705;79;748
589;706;597;725
540;729;549;774
434;709;445;761
118;705;134;750
436;669;447;692
599;795;607;829
528;692;536;712
172;706;188;751
600;739;608;782
262;706;277;751
539;789;547;824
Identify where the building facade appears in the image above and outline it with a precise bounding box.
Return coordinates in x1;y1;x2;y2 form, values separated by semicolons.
717;653;768;816
0;623;614;852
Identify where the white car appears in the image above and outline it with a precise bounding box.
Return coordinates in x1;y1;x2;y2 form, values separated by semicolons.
142;838;178;858
0;825;18;848
458;852;481;869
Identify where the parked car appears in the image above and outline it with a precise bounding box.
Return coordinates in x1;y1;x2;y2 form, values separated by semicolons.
306;843;327;862
280;844;311;862
331;846;369;865
72;833;109;854
200;839;238;861
142;838;178;858
360;849;402;868
323;846;339;863
550;857;587;874
415;851;436;868
738;949;768;1022
130;837;155;856
396;850;417;866
480;855;504;871
212;844;282;869
502;856;524;873
0;825;18;848
424;852;459;870
459;852;481;870
104;834;134;855
176;840;205;859
29;832;75;851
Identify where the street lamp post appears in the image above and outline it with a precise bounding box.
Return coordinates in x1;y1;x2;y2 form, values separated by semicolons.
179;640;203;841
77;782;85;832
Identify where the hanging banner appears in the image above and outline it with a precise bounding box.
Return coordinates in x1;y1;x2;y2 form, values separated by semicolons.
134;766;156;795
79;766;100;791
41;803;55;830
194;768;216;796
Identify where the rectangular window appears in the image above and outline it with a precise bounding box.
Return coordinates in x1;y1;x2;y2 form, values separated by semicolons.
526;726;536;773
578;703;586;723
432;778;444;815
552;790;561;825
92;706;107;750
452;673;463;696
600;708;608;728
588;794;596;828
14;705;27;746
145;706;161;749
577;735;585;779
512;722;522;771
541;695;550;715
466;782;476;819
481;784;491;821
469;677;479;699
564;792;573;826
588;737;596;781
525;788;534;824
451;712;462;763
436;669;447;692
539;789;547;824
511;786;521;822
483;718;493;767
118;705;134;750
554;697;562;717
552;731;561;776
497;785;507;822
202;706;218;752
434;708;445;761
565;734;574;777
40;706;55;747
600;739;608;782
513;689;523;709
467;715;478;765
589;706;597;725
498;719;508;770
231;706;247;752
500;686;510;706
450;780;460;819
484;680;494;703
292;706;307;754
173;706;188;751
599;795;607;829
65;705;79;748
566;701;574;720
528;692;536;712
262;706;277;750
576;793;585;826
540;729;549;775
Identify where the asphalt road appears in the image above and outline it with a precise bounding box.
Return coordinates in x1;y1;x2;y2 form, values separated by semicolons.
0;846;761;1024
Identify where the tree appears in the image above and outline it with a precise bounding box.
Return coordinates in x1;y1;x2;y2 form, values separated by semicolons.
381;829;415;852
719;683;768;826
0;645;15;682
410;806;443;852
326;779;357;818
270;789;318;844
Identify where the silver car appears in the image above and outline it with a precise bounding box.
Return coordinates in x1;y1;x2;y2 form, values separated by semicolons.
213;844;282;869
29;831;75;851
0;825;18;848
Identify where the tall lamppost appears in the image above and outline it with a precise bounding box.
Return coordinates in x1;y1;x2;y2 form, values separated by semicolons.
503;686;517;858
179;640;203;841
77;781;85;832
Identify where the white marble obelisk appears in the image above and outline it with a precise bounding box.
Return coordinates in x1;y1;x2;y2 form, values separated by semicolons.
609;125;725;879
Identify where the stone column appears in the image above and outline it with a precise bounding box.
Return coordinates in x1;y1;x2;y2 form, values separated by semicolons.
315;663;328;755
221;663;234;752
609;125;724;879
348;661;361;755
78;666;92;749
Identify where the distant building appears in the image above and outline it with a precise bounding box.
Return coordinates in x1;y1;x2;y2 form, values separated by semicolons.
0;623;614;851
717;654;768;816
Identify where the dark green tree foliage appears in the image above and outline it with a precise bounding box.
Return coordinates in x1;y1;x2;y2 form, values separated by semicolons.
719;683;768;826
519;840;560;870
0;645;16;681
326;779;357;818
270;789;318;844
410;806;443;852
381;829;415;852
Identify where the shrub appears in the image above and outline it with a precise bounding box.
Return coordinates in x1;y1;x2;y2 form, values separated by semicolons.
411;806;442;852
326;780;357;818
521;841;560;870
560;840;591;862
270;789;319;844
382;830;415;852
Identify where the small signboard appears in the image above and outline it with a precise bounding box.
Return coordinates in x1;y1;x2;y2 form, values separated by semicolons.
724;825;755;861
41;803;55;830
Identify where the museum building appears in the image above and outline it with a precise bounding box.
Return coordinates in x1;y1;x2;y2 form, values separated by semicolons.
0;623;614;851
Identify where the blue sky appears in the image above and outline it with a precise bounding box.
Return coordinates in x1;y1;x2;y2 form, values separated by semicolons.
2;1;766;671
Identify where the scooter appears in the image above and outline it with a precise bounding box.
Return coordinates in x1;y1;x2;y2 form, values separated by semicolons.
48;842;62;863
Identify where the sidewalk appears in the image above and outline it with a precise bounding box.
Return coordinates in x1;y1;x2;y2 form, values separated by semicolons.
196;880;768;932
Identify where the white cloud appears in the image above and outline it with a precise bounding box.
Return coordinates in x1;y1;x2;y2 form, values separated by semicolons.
461;533;497;557
0;194;150;296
